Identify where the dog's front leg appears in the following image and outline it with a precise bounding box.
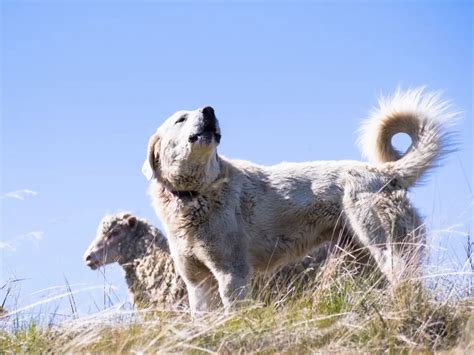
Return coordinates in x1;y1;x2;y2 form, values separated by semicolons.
172;253;215;317
186;279;213;317
214;267;250;309
201;229;251;310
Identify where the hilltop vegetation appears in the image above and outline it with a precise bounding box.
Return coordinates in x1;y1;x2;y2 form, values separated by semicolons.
1;252;472;353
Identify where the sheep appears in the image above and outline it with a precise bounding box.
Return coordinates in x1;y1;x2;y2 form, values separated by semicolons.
84;212;187;309
84;212;330;309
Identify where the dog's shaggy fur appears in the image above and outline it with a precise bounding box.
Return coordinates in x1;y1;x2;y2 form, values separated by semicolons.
142;89;457;314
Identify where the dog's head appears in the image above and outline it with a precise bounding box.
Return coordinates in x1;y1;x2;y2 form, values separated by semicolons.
83;212;138;270
142;106;222;192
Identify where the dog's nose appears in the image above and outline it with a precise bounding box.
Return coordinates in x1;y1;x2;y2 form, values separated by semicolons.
201;106;216;121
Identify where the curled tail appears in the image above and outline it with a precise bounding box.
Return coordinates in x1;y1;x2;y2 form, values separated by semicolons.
359;88;459;187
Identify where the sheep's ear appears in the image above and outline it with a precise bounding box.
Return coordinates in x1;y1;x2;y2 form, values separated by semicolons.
126;215;137;229
142;131;160;181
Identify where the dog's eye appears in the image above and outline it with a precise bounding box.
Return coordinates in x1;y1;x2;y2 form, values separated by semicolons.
175;115;187;124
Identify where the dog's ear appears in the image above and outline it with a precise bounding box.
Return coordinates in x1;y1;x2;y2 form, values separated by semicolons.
142;132;160;181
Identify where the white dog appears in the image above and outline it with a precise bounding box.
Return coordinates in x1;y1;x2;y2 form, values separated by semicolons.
142;88;457;314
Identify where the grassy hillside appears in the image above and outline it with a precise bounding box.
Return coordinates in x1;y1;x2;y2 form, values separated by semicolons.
1;252;473;353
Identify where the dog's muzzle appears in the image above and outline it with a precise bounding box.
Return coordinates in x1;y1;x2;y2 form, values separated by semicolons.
188;106;222;144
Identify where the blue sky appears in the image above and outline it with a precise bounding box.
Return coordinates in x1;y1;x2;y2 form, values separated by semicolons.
1;1;472;316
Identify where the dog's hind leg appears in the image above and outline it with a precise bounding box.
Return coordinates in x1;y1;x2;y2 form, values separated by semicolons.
342;181;424;284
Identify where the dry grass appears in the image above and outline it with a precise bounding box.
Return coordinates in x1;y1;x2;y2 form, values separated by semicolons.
1;246;473;354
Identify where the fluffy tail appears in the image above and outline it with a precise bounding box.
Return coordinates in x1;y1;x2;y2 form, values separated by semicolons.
359;88;459;187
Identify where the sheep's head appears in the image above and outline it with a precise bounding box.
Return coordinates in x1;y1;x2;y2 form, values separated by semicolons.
84;212;138;270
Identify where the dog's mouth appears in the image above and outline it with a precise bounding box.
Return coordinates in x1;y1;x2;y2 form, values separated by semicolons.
189;125;221;145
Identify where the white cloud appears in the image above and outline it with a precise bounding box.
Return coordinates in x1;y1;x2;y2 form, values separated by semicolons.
0;241;15;251
18;230;44;241
1;189;38;201
1;230;45;251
